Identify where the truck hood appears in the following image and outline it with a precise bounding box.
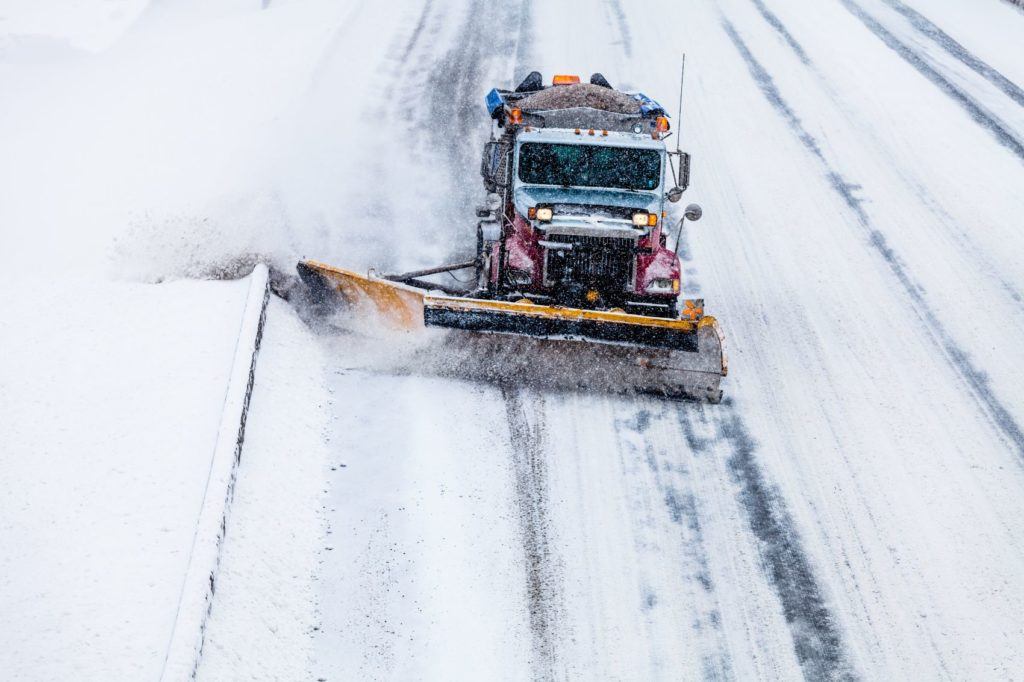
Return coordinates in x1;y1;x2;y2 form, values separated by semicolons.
514;185;661;216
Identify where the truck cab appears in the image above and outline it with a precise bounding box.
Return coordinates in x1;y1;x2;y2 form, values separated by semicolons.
478;73;692;318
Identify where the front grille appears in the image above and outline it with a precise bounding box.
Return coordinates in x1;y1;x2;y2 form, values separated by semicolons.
544;235;635;289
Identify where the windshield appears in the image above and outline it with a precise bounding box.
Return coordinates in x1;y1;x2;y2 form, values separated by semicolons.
517;142;661;191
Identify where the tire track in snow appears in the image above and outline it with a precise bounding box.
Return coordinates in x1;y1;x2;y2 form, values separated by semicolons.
502;387;564;681
678;403;858;681
722;19;1024;466
615;406;733;680
604;0;633;58
420;0;533;264
425;0;526;173
348;0;516;271
738;0;1024;307
836;0;1024;164
747;0;810;65
878;0;1024;108
289;0;447;273
305;1;369;94
371;0;449;114
512;0;534;78
398;0;435;65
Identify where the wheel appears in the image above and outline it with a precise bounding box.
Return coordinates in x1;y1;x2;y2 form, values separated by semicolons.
475;225;494;295
476;253;493;293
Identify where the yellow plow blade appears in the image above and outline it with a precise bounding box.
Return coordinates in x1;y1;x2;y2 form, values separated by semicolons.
297;259;727;401
298;260;426;330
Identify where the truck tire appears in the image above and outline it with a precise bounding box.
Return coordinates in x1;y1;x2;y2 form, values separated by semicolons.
476;223;493;294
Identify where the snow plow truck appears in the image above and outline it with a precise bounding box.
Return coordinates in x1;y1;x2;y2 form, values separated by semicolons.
298;71;727;401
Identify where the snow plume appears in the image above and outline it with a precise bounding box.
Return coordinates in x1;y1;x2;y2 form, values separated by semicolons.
310;319;693;402
1;0;364;283
110;192;296;284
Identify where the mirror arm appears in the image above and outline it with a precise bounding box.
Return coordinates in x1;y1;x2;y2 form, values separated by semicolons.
674;202;703;256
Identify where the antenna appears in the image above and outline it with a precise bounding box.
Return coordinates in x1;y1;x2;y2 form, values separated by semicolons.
676;54;686;154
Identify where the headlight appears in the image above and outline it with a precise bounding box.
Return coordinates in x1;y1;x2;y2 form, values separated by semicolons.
632;212;657;227
647;278;679;293
509;267;533;285
536;207;553;222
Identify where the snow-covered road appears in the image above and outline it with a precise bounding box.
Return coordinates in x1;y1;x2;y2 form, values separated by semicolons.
4;0;1023;679
264;0;1024;679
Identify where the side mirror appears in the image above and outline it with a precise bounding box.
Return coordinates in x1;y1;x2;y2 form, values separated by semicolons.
679;152;691;191
666;152;691;201
476;193;502;217
480;141;502;192
684;203;703;222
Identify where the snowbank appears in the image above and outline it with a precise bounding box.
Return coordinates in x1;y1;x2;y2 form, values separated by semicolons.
0;275;255;680
0;0;358;285
196;298;332;681
160;265;270;681
0;0;148;55
0;2;351;678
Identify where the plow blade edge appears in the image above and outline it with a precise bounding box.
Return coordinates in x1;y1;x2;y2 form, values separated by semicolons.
297;260;727;401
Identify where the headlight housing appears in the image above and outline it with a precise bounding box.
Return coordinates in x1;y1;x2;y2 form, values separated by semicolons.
535;207;553;222
508;267;534;285
647;277;680;294
632;212;658;227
